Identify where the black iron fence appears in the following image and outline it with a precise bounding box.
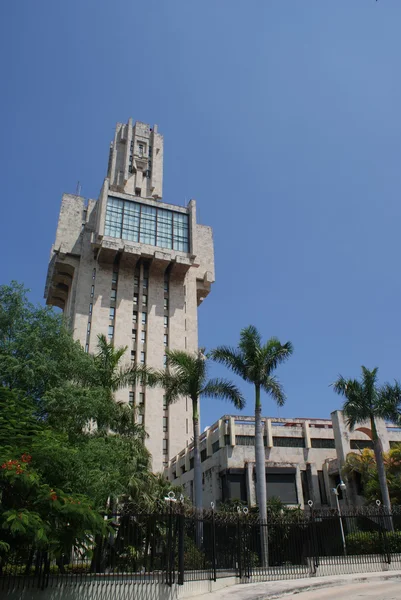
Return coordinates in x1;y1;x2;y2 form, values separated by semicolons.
2;505;401;591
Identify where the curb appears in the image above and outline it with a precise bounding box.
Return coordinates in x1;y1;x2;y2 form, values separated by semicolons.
261;572;401;599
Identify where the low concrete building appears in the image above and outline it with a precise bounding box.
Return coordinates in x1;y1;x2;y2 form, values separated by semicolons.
166;411;401;509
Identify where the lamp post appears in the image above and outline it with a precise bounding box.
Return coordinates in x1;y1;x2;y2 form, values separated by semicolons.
332;481;347;556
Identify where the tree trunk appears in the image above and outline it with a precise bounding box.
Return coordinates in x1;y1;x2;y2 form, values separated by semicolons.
192;396;203;512
254;384;268;566
371;416;393;531
192;396;203;547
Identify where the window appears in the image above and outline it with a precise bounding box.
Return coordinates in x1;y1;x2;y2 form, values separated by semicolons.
104;196;189;251
109;307;115;319
141;331;146;344
201;449;207;462
131;350;136;359
301;470;310;504
133;294;138;305
139;392;145;405
186;419;188;434
112;272;118;283
132;330;137;342
142;294;147;307
135;188;141;197
164;316;168;327
108;325;114;339
138;413;144;425
134;276;139;287
142;312;147;325
318;471;328;505
133;311;138;323
92;268;96;279
236;435;256;446
266;469;298;504
164;281;169;293
163;439;168;455
85;344;89;353
163;355;167;367
163;395;167;410
87;322;91;334
164;334;168;346
221;472;247;502
273;437;305;448
163;417;168;432
91;285;94;297
143;278;148;289
110;289;116;300
89;303;93;315
311;438;336;449
140;351;146;364
129;392;134;407
164;298;168;311
212;441;220;454
350;440;374;450
138;143;144;156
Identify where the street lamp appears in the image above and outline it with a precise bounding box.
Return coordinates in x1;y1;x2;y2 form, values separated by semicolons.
332;481;347;556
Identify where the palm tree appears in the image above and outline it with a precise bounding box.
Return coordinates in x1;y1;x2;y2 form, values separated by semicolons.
333;366;401;516
156;349;245;512
211;326;293;523
92;334;152;435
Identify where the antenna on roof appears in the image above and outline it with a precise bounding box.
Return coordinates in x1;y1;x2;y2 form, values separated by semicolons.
76;181;82;196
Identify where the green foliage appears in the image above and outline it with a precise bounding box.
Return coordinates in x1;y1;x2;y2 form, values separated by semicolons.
0;282;154;556
346;531;401;555
344;446;401;505
332;366;401;432
211;326;293;407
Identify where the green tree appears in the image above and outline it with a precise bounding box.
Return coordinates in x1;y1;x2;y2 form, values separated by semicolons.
211;327;293;521
0;283;153;513
211;326;293;566
333;366;401;515
344;445;401;505
156;349;244;512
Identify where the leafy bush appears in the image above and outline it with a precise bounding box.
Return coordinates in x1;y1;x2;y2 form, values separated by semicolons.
346;531;401;555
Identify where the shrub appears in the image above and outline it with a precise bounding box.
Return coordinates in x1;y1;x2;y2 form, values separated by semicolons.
346;531;401;555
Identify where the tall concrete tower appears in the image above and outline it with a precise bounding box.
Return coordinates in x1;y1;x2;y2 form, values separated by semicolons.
44;119;215;471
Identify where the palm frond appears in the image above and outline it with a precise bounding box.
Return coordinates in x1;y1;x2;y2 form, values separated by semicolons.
332;370;374;429
261;375;286;407
262;338;294;373
210;346;248;379
239;325;262;362
202;378;245;410
377;381;401;424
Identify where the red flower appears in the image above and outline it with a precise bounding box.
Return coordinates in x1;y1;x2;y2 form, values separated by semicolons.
51;494;57;501
21;454;32;463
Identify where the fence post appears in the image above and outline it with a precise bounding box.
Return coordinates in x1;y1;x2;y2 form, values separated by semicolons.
177;502;185;585
236;507;242;579
211;502;217;582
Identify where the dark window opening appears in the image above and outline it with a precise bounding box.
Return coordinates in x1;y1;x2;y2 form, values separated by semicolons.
273;437;305;448
311;438;335;449
350;440;374;450
266;469;298;504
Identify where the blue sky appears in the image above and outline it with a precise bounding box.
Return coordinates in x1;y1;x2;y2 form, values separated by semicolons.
1;0;401;428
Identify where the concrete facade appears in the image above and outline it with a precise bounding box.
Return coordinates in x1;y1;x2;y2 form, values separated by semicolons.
44;119;215;472
166;411;401;509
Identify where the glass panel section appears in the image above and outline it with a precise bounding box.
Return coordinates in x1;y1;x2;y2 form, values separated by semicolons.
105;196;123;238
122;201;140;242
157;209;173;248
173;212;189;252
105;197;189;251
139;205;156;245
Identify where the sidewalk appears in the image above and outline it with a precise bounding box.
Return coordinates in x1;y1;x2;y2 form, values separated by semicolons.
190;570;401;600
